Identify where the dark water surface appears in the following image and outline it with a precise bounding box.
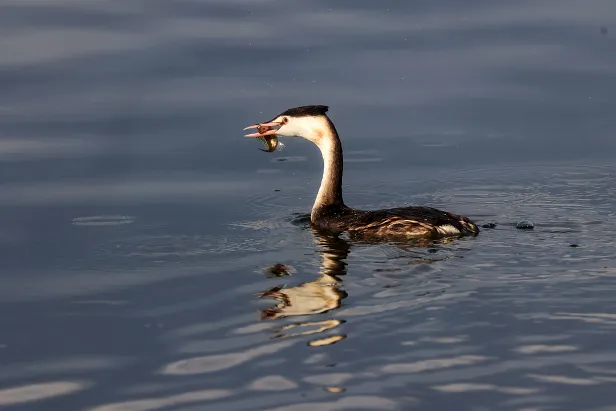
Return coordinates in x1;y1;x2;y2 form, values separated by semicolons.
2;1;616;410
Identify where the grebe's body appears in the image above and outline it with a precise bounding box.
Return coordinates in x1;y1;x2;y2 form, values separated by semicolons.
311;204;477;239
245;105;478;239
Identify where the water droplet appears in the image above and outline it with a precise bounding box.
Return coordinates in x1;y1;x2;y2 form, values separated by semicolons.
516;220;534;230
72;215;134;227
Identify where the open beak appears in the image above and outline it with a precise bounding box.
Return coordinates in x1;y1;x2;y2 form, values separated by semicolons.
243;121;281;137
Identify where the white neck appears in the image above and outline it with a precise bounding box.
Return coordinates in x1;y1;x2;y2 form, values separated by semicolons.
276;114;345;222
314;138;336;206
309;119;344;221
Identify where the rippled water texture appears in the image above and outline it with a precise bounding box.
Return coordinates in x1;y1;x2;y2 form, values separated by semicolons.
1;1;616;410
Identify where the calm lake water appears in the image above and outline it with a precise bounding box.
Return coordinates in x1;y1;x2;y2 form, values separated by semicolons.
2;1;616;410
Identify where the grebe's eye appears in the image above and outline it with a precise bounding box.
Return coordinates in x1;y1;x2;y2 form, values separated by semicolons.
282;117;288;125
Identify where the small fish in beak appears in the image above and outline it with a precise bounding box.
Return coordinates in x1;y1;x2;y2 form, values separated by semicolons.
256;124;279;152
244;121;284;152
257;134;279;152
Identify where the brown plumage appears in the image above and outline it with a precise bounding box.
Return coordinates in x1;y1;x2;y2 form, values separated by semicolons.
312;204;478;239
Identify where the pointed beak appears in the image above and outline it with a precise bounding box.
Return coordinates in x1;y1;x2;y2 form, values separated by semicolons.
243;121;281;137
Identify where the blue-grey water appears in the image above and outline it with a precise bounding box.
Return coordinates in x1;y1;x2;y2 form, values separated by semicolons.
1;1;616;410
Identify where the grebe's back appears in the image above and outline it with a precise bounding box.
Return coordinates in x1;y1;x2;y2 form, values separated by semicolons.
312;204;478;238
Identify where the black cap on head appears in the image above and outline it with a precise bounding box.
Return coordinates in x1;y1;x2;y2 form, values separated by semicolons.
278;105;329;118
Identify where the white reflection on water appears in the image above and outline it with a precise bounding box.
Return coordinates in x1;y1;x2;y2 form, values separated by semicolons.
247;375;298;391
528;374;600;386
380;355;490;374
160;340;296;375
263;396;399;411
87;389;233;411
514;345;578;354
546;313;616;325
73;215;135;226
0;381;88;406
432;383;538;395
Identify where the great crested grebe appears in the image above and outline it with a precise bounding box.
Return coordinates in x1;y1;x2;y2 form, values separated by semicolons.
244;105;479;239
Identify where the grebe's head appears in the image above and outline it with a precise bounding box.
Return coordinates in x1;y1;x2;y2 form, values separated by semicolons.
244;105;332;145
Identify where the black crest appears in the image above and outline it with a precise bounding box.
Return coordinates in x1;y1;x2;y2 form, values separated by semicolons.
278;105;329;118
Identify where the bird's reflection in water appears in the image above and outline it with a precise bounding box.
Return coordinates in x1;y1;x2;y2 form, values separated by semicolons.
258;230;350;346
257;227;463;345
